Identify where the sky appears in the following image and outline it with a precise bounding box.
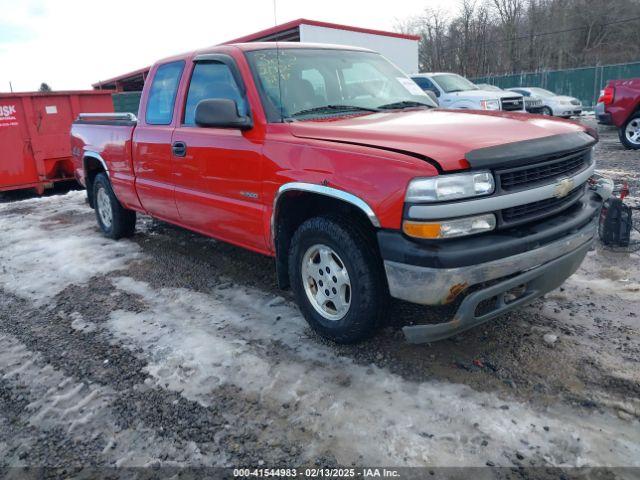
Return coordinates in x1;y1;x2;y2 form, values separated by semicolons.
0;0;454;92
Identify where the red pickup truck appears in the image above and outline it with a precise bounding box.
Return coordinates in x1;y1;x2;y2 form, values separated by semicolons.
71;43;605;344
597;77;640;149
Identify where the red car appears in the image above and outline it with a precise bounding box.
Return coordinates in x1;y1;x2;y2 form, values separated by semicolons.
597;78;640;149
71;43;604;344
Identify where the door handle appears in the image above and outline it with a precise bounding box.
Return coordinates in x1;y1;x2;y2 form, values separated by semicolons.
172;141;187;157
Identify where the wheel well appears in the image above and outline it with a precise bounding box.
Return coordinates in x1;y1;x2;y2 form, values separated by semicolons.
83;157;106;208
273;191;379;289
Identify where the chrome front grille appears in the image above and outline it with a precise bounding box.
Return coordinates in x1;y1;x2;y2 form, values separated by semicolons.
501;97;524;111
497;148;591;192
500;185;585;226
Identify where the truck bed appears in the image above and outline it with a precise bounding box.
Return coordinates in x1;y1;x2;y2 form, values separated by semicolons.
70;112;141;210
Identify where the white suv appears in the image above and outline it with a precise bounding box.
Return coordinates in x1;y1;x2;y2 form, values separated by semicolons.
412;73;526;112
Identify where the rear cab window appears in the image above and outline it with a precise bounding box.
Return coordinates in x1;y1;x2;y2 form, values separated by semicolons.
145;61;185;125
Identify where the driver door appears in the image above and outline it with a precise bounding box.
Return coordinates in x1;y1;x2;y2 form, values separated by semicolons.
171;55;266;252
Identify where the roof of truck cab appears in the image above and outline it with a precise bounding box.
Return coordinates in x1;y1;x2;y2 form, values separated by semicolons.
151;42;375;66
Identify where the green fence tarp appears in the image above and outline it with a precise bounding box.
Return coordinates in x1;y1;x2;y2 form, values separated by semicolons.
112;91;142;115
472;61;640;109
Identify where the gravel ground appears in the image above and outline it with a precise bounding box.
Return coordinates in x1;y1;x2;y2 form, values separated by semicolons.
0;117;638;477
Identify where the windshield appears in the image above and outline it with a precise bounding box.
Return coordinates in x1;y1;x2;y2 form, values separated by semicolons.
431;74;479;93
245;48;436;121
528;87;556;98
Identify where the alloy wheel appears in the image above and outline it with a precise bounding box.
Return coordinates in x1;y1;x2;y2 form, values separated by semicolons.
301;244;351;321
96;186;113;228
625;119;640;145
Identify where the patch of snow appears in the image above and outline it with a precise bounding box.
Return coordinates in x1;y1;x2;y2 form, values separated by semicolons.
69;312;97;333
109;277;640;468
0;333;212;467
0;191;140;303
595;167;640;180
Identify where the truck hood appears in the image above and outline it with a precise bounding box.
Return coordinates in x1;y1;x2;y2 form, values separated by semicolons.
288;109;588;171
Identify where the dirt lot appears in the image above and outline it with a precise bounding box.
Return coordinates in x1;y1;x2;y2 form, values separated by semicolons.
0;117;638;476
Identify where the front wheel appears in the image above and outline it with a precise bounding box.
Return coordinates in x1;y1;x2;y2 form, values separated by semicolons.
619;112;640;150
93;173;136;239
288;215;387;344
541;106;553;116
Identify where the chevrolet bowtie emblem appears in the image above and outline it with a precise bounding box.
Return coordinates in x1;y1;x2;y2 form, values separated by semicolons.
554;178;575;198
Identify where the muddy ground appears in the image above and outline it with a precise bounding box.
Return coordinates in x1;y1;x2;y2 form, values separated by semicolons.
0;117;638;478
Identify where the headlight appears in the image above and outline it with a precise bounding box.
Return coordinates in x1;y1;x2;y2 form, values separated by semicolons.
480;99;500;110
403;214;496;239
406;171;495;203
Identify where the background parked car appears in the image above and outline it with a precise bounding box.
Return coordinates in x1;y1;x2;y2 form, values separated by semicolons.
476;83;545;114
411;73;525;112
508;87;582;118
597;78;640;150
474;83;503;92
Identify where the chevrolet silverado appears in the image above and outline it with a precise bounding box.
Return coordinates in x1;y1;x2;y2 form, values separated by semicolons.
71;43;607;344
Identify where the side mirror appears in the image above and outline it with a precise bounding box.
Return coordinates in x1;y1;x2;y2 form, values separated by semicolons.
425;90;439;105
195;98;252;130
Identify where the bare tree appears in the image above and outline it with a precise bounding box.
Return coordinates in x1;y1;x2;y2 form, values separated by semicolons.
399;0;640;76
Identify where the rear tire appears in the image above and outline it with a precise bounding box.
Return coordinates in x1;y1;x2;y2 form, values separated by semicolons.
93;173;136;239
541;106;553;116
619;112;640;150
288;215;387;344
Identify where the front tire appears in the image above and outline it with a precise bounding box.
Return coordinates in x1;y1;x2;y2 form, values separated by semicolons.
619;112;640;150
288;215;387;344
93;173;136;239
541;106;553;116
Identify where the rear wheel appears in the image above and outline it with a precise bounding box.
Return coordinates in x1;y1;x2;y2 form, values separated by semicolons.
288;215;387;344
93;173;136;239
619;112;640;150
541;106;553;116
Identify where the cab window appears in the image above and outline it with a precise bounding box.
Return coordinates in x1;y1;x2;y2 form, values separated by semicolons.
183;61;247;126
145;61;185;125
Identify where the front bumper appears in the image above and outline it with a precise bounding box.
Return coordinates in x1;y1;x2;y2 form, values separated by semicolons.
384;218;595;306
399;237;592;343
560;109;582;116
380;194;601;343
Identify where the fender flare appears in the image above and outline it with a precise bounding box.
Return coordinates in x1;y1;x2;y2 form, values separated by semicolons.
271;182;381;245
270;182;381;289
83;151;110;178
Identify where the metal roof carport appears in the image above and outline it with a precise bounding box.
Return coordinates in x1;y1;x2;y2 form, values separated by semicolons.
92;18;420;92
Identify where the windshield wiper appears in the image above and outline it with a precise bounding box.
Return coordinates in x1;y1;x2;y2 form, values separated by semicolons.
378;100;434;110
290;104;380;117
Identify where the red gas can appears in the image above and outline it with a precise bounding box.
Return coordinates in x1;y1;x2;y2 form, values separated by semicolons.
0;90;113;194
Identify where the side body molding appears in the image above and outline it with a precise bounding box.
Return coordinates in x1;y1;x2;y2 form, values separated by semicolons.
272;182;381;244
